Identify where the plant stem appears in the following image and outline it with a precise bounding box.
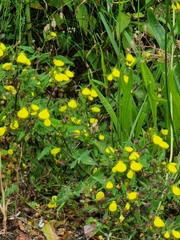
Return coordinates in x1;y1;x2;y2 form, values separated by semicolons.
25;0;32;46
0;150;7;233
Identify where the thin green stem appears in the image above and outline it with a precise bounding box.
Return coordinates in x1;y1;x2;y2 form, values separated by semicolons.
25;0;32;46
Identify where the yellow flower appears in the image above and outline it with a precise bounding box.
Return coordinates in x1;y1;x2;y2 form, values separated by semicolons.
50;32;57;37
164;231;170;239
167;163;178;173
4;85;17;94
124;146;133;153
159;141;169;149
50;148;61;155
123;75;129;83
98;134;105;141
105;146;115;154
65;69;74;78
95;191;105;201
59;105;67;112
127;169;134;179
38;109;50;120
53;59;64;67
127;192;138;201
83;130;89;137
68;99;77;109
119;214;125;223
144;52;151;57
106;181;113;189
2;63;13;71
31;104;39;111
47;195;57;208
130;161;143;172
71;117;81;125
125;202;130;211
126;53;136;67
31;111;37;116
172;230;180;239
0;126;6;136
90;89;98;97
129;151;140;160
44;118;51;126
152;135;163;145
112;68;120;78
7;149;13;155
54;73;69;82
153;216;165;228
109;201;117;212
17;53;31;66
82;87;91;96
10;120;19;130
73;130;81;138
0;42;6;51
91;106;101;113
161;129;168;136
17;107;29;119
107;73;113;81
93;167;98;174
115;161;127;173
0;49;3;57
172;185;180;196
172;3;180;10
89;118;98;124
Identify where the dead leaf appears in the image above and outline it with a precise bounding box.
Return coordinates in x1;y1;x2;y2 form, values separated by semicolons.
16;229;29;240
42;222;60;240
18;220;25;232
84;223;96;239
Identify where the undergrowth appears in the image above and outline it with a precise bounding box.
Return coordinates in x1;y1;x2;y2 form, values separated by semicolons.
0;0;180;239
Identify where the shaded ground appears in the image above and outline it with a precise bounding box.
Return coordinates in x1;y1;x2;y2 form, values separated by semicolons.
0;214;100;240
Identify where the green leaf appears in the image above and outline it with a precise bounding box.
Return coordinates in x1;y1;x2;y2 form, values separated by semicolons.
90;80;117;130
0;98;14;123
174;65;180;94
168;69;180;134
99;12;121;57
116;11;130;40
37;146;52;160
140;62;166;127
76;4;89;35
147;8;165;50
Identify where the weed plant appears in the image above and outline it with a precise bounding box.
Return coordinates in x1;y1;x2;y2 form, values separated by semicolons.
0;0;180;239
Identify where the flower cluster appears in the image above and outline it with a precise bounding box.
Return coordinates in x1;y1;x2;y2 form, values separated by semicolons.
152;135;169;149
107;68;129;83
81;87;98;101
50;59;74;83
17;53;31;66
172;2;180;10
2;63;14;71
153;216;180;239
125;53;136;67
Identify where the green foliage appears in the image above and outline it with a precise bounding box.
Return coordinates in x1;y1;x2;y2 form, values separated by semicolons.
1;0;180;238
